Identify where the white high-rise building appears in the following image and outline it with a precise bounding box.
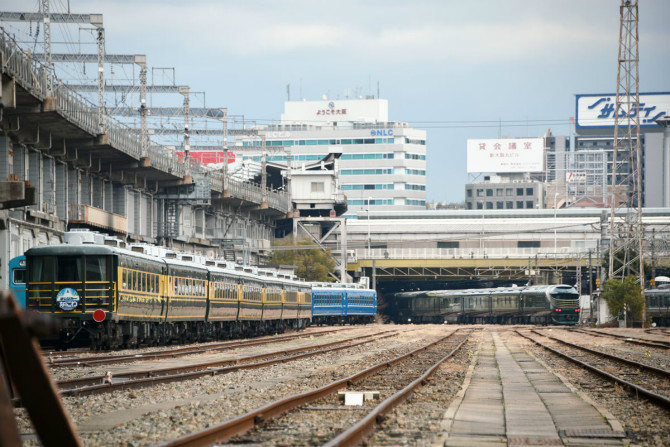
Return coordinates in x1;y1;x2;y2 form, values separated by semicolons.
239;98;427;215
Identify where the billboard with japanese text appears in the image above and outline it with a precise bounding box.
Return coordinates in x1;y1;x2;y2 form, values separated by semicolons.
575;92;670;129
467;138;544;173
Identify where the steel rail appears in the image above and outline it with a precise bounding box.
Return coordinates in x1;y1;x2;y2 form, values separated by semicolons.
156;330;463;447
571;328;670;349
517;330;670;410
48;328;347;367
531;329;670;378
57;331;399;396
323;334;470;447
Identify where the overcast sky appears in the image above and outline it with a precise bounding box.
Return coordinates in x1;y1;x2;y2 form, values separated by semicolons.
3;0;670;203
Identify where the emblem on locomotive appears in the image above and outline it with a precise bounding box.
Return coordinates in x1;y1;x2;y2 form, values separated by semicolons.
56;288;80;311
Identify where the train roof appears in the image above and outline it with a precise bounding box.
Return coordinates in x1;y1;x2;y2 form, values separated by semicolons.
394;284;577;298
25;244;119;256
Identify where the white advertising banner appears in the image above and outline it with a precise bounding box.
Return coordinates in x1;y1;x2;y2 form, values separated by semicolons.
467;138;544;173
575;92;670;129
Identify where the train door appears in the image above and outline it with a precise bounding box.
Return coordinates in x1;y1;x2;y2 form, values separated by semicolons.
9;256;27;308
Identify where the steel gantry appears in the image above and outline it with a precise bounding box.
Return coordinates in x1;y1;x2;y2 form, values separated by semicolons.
0;7;107;133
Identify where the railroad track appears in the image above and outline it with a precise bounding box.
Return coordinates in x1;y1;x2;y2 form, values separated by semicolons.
47;327;349;368
56;329;402;397
571;327;670;349
155;329;471;447
644;327;670;337
517;329;670;410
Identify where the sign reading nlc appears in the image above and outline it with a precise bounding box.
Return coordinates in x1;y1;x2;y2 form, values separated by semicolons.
370;129;393;136
576;92;670;129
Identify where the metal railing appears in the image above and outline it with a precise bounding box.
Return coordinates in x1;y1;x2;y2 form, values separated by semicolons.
1;29;290;214
354;247;599;261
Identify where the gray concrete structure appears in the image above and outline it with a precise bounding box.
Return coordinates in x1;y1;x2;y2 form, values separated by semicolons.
0;28;289;291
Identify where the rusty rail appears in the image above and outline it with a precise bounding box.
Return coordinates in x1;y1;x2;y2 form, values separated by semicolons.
58;331;399;396
531;329;670;378
156;330;462;447
571;328;670;349
49;327;348;367
323;333;470;447
517;330;670;409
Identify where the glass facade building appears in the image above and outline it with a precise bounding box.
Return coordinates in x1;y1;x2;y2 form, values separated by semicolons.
239;99;427;214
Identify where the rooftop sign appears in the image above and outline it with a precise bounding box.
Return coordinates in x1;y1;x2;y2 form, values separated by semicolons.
467;138;544;173
575;92;670;129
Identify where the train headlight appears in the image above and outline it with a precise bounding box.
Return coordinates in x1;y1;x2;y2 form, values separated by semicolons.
407;318;412;322
575;308;580;312
556;308;562;312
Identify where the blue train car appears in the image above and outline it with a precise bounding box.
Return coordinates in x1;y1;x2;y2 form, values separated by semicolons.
311;283;376;325
8;255;26;308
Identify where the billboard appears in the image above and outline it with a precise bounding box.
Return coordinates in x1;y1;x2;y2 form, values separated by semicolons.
575;92;670;129
467;138;544;173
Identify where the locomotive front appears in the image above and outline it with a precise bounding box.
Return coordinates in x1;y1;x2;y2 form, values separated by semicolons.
25;245;118;346
547;285;581;324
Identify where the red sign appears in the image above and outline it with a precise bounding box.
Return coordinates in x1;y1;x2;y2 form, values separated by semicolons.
176;151;236;165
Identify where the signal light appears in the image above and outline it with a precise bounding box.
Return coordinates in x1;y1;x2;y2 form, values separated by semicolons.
93;309;106;322
575;308;580;312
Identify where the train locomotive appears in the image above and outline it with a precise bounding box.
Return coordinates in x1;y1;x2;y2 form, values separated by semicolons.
390;284;581;325
23;231;376;349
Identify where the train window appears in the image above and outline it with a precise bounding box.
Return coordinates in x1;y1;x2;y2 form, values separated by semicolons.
13;268;26;284
58;256;83;282
85;256;107;282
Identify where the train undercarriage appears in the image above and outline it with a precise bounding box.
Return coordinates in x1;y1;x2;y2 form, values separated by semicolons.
49;317;311;350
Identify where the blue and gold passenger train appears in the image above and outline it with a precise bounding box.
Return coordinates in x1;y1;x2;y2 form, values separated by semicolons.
390;285;581;325
23;231;376;349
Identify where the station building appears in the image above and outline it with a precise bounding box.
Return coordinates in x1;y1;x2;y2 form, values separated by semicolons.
239;98;427;215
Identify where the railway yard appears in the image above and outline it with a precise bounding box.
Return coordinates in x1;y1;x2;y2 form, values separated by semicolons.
10;324;670;446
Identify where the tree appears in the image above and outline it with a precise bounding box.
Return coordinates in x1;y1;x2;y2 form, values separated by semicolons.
267;237;336;282
601;275;645;326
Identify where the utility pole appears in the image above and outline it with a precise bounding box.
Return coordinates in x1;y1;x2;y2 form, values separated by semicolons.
608;0;646;324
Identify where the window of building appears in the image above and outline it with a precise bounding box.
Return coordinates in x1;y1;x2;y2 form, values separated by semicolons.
486;202;493;209
517;201;524;208
467;189;472;197
526;201;534;209
476;189;484;197
496;188;503;196
466;202;473;209
516;188;524;196
311;182;325;193
518;241;541;248
476;202;483;210
486;189;493;197
506;188;513;196
496;201;503;209
506;201;513;209
526;187;533;196
437;241;459;249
